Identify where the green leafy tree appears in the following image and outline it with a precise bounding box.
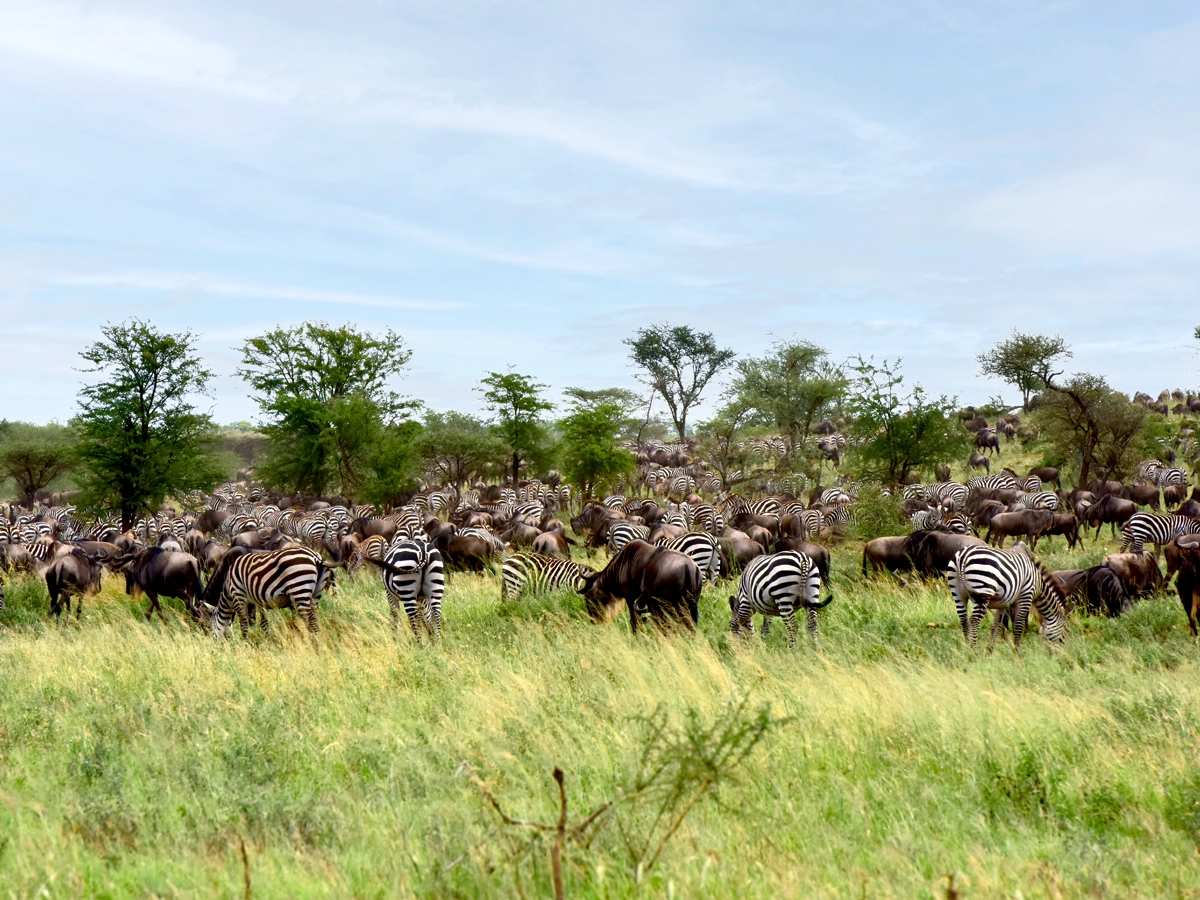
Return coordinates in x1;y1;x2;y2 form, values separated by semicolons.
697;401;756;493
558;399;636;499
977;332;1073;411
0;422;77;508
417;411;507;498
360;420;424;508
1037;375;1147;484
847;357;968;485
478;371;553;485
625;324;735;441
726;339;846;470
73;319;223;530
239;322;414;498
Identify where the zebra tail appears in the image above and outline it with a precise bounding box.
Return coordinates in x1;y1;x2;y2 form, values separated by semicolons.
808;595;834;609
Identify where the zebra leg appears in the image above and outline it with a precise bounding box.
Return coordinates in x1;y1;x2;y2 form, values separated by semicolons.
948;569;970;639
967;600;989;646
986;611;1005;654
424;597;442;641
806;606;820;648
404;598;424;642
387;591;402;633
761;616;771;638
1011;597;1032;652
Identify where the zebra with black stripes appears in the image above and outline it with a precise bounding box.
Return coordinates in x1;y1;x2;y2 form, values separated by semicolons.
500;553;594;600
655;531;723;582
929;482;969;510
909;508;942;531
205;546;330;642
607;522;651;555
1015;490;1059;511
727;551;831;648
968;474;1019;494
365;538;445;641
1120;513;1200;553
947;543;1069;651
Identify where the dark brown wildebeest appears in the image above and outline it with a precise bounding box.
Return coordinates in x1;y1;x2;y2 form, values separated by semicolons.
1121;483;1161;510
1087;479;1123;498
1048;569;1088;609
1041;513;1080;550
904;531;987;578
1084;494;1138;540
986;509;1054;549
968;452;990;473
862;536;910;576
501;522;540;549
352;516;398;542
578;539;701;633
964;416;988;432
531;531;571;558
974;429;1001;456
720;535;765;572
45;548;103;620
1164;534;1200;588
1172;544;1200;635
1164;483;1188;508
1082;565;1130;617
195;508;229;535
936;462;952;482
777;537;831;589
1028;467;1061;490
647;523;687;545
1103;552;1162;599
120;547;206;622
435;533;496;572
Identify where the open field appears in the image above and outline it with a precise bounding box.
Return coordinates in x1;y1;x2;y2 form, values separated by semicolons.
2;521;1200;900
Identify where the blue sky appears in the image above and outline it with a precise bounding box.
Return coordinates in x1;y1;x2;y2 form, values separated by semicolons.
1;1;1198;425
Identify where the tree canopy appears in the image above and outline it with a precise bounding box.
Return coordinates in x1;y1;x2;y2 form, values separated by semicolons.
416;411;507;496
478;371;553;485
977;331;1073;410
725;339;846;470
0;422;76;508
1038;375;1147;484
239;322;416;499
558;395;636;499
625;324;735;441
73;319;223;529
846;357;967;485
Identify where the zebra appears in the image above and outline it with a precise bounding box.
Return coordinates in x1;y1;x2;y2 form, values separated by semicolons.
929;482;969;510
968;474;1019;494
727;551;830;648
947;543;1069;652
365;538;445;641
1156;467;1188;487
606;522;650;555
939;512;972;535
691;504;725;537
819;488;854;506
910;508;942;531
459;527;505;552
206;546;330;641
655;531;723;582
1021;475;1042;492
1120;513;1200;553
1015;491;1059;511
750;497;783;517
500;553;593;600
823;505;857;529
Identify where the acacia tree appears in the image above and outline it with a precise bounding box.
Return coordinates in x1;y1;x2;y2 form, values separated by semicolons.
846;357;968;485
477;371;552;486
558;397;636;499
0;422;76;508
726;339;846;470
73;319;223;530
1038;375;1147;484
626;324;735;441
977;332;1073;411
239;322;416;498
417;411;507;498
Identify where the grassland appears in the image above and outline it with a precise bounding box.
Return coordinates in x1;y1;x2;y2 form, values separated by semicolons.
2;513;1199;900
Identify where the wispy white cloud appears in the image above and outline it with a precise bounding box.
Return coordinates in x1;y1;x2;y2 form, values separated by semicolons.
50;271;464;311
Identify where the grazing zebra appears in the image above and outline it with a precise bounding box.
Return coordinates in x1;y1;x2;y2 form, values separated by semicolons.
750;497;783;517
1120;513;1200;553
727;551;830;648
607;522;651;555
823;505;857;529
500;553;593;600
206;546;329;641
947;543;1069;651
691;504;725;536
939;513;972;535
910;508;942;531
929;482;969;510
1021;475;1042;492
968;474;1019;494
655;531;723;582
1016;491;1059;511
366;538;445;641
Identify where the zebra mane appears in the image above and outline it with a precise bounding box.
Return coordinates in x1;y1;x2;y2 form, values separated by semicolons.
1032;556;1067;615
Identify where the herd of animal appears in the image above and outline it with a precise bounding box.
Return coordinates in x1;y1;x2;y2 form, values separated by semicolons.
3;428;1200;651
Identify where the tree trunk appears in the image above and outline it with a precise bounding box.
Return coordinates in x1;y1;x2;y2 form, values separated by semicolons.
512;451;520;487
676;413;687;443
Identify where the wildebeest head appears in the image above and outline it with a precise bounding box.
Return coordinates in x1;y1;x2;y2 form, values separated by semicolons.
578;571;621;623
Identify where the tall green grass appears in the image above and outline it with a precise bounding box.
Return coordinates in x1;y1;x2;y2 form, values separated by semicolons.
1;530;1198;898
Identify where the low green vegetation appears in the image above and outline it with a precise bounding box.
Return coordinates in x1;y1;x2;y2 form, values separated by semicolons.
1;526;1198;899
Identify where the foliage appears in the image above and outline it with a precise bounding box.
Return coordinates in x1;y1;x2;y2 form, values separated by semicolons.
625;324;735;441
847;483;911;541
846;357;968;485
0;422;76;507
1036;376;1148;484
416;411;507;495
725;339;846;470
696;401;757;491
478;371;553;485
558;400;636;499
978;331;1073;411
72;319;223;529
239;322;415;498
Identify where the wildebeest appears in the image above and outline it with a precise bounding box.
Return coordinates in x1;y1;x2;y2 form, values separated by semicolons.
1103;552;1162;599
1028;467;1061;490
435;533;497;571
45;549;103;620
1082;565;1130;617
968;452;990;473
1083;494;1137;540
1173;544;1200;635
531;531;572;558
974;429;1001;456
578;540;701;633
120;547;205;622
986;509;1054;549
1041;513;1080;550
1121;483;1161;510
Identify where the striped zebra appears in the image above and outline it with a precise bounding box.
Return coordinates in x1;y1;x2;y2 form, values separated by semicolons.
459;527;505;552
206;546;330;641
691;504;725;536
365;538;446;641
655;531;723;582
500;553;594;600
910;508;942;531
798;509;825;540
607;522;651;555
1021;475;1042;492
947;543;1068;651
968;474;1019;494
939;513;971;535
1156;467;1188;487
823;505;857;529
750;497;783;517
929;482;969;510
819;488;854;506
1120;513;1200;553
903;484;930;501
1016;491;1059;512
347;534;389;579
727;551;830;648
